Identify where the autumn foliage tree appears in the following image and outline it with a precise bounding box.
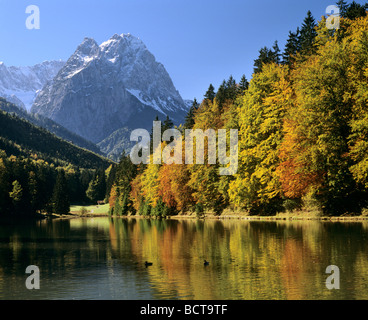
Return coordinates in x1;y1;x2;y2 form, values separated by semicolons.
277;15;368;214
108;5;368;217
228;63;292;215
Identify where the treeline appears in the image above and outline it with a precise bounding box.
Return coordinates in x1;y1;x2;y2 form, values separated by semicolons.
0;151;84;216
109;1;368;217
0;149;117;217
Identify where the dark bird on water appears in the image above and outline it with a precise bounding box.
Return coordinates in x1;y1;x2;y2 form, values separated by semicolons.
204;260;209;266
145;261;153;267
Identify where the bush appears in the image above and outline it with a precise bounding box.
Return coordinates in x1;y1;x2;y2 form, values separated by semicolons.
283;199;303;213
79;207;88;216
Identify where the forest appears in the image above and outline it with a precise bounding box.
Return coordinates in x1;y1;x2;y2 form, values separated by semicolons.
0;100;113;218
108;1;368;217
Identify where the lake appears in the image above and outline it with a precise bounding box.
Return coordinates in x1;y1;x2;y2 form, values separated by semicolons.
0;217;367;300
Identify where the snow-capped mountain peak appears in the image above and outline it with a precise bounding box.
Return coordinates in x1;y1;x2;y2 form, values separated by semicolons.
31;34;188;153
0;60;65;110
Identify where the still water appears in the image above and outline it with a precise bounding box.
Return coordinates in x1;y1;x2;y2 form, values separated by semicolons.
0;217;368;300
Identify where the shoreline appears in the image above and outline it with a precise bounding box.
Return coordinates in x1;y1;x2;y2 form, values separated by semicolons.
35;203;368;222
165;213;368;222
62;203;368;222
55;211;368;223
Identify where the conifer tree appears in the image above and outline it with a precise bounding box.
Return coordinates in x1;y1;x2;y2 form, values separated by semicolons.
254;47;273;74
52;170;70;215
0;158;11;214
299;11;317;55
215;80;227;106
162;115;174;132
150;115;160;136
225;75;238;101
345;1;367;20
336;0;348;18
161;115;175;147
271;41;281;64
105;164;117;200
28;171;39;213
112;152;138;211
114;197;122;216
254;42;281;74
238;75;249;94
184;98;199;129
121;193;129;215
282;28;301;65
150;115;160;154
204;84;216;101
86;168;106;203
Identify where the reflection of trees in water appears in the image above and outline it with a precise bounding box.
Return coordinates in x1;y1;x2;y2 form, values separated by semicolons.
2;218;368;299
278;221;368;300
109;218;368;300
0;218;115;298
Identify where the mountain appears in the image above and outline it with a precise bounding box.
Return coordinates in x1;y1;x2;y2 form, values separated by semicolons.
97;127;131;161
31;34;189;159
0;60;65;110
0;100;112;169
0;97;102;155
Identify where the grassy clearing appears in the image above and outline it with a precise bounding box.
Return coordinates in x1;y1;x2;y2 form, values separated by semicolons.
67;204;368;220
70;203;110;216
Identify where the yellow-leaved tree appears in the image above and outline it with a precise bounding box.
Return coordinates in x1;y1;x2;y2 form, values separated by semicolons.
228;63;292;215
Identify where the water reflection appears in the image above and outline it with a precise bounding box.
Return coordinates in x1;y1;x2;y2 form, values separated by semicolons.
0;217;368;300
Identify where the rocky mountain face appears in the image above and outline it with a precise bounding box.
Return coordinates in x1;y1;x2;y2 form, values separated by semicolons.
31;34;188;159
0;60;65;110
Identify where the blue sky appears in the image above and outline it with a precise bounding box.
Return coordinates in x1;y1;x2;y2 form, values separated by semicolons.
0;0;366;101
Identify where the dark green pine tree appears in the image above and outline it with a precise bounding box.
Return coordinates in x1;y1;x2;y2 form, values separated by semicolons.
97;168;107;201
204;84;216;101
253;41;281;74
52;170;70;215
162;115;175;145
215;80;227;106
345;1;367;20
86;168;106;203
150;115;160;140
271;40;281;64
238;74;249;95
184;98;199;129
162;115;174;132
120;193;129;216
28;171;40;214
0;157;11;215
336;0;348;18
150;115;161;154
282;28;301;65
225;75;238;101
299;10;317;56
114;197;122;216
105;164;117;200
215;75;239;108
115;152;138;190
254;46;273;74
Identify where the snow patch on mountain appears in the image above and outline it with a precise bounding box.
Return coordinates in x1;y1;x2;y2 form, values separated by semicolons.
0;60;65;110
31;33;189;145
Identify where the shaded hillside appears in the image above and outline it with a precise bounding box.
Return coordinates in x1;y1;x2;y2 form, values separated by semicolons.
0;97;102;155
0;107;113;169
